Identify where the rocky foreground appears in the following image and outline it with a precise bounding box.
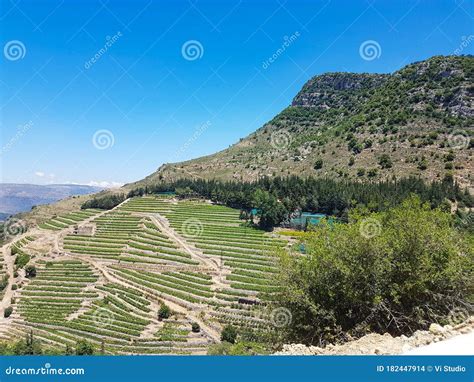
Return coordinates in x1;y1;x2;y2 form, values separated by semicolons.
275;317;474;355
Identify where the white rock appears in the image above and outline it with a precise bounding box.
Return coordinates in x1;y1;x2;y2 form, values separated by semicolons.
429;323;445;335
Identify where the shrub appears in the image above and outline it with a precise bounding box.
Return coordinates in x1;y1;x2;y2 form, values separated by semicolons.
158;303;171;320
378;154;392;169
275;196;473;345
75;340;94;355
314;159;323;170
418;159;428;170
4;306;13;318
0;275;8;291
14;253;30;268
191;322;201;333
24;265;37;278
208;341;268;355
367;168;378;177
11;284;17;291
81;194;125;210
221;325;238;344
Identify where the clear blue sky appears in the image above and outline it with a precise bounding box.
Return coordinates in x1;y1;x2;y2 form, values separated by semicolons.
1;0;473;187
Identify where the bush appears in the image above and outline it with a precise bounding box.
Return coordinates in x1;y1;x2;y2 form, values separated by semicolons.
191;322;201;333
11;284;17;291
24;265;37;278
0;275;8;291
275;196;473;346
221;325;238;344
75;340;94;355
158;303;171;320
208;341;268;355
378;154;392;169
14;253;30;268
314;159;323;170
4;306;13;318
81;194;126;210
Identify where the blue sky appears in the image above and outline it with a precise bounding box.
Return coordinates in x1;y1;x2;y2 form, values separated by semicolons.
1;0;473;187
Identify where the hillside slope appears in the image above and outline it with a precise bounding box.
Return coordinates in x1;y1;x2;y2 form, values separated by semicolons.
135;55;473;189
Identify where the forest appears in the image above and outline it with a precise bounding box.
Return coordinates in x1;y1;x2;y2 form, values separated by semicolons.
124;175;473;229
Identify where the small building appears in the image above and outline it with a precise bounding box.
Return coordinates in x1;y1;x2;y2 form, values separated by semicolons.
73;225;94;236
288;212;334;230
238;297;260;305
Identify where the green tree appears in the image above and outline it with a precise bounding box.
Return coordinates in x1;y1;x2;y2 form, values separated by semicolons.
24;265;36;278
191;322;201;333
3;306;13;318
378;154;393;169
221;325;238;344
75;340;94;355
252;189;287;230
275;196;473;345
12;331;43;355
158;303;171;320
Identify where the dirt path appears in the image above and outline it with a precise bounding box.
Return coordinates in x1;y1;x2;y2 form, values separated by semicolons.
1;198;221;346
0;245;15;314
149;214;220;272
69;254;221;343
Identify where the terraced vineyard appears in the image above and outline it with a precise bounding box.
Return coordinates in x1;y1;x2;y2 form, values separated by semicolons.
39;209;102;231
1;195;289;354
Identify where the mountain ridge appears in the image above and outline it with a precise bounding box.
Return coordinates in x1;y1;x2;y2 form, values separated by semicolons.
131;55;473;190
0;183;103;218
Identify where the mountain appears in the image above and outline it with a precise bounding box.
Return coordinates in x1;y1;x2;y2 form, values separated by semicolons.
134;55;473;189
0;183;103;219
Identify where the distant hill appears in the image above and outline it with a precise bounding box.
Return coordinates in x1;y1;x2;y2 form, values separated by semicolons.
134;55;473;189
0;183;103;219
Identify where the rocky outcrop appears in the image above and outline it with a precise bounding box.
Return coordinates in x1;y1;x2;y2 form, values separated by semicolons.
275;317;474;355
291;73;388;108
